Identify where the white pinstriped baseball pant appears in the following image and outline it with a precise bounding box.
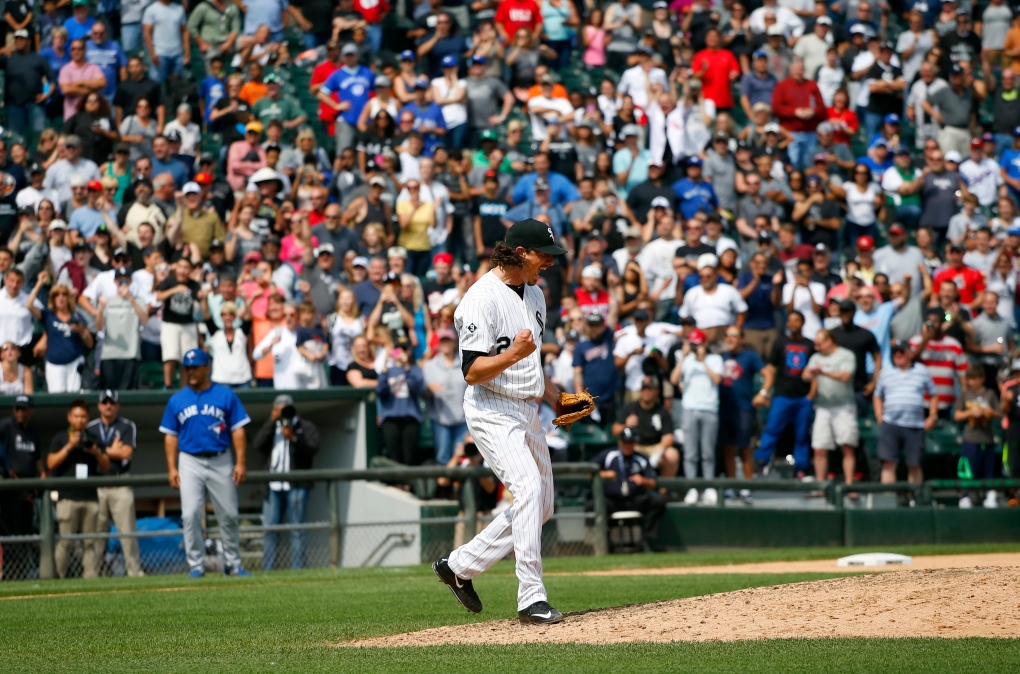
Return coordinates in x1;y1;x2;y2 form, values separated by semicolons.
447;390;554;611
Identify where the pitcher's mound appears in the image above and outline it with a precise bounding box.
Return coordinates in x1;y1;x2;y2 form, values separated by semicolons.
350;567;1020;647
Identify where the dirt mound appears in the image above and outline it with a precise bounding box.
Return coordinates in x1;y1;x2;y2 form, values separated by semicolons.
349;567;1020;647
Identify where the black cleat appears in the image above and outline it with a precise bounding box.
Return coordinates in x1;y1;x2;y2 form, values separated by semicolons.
518;600;564;625
432;556;483;614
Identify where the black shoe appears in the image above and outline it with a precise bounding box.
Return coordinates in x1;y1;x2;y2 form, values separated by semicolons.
432;556;483;614
518;600;564;625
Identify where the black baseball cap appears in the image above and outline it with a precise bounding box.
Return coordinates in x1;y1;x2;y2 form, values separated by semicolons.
890;339;911;353
504;218;567;255
620;427;638;443
383;271;401;285
14;394;33;409
838;299;856;313
99;389;119;403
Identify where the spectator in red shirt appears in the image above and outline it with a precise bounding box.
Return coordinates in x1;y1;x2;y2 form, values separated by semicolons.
771;58;826;170
354;0;390;52
691;28;741;112
776;223;815;276
495;0;543;45
310;42;341;137
575;264;613;322
933;242;986;310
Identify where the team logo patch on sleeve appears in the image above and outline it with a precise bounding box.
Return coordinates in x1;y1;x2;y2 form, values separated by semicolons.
467;323;477;333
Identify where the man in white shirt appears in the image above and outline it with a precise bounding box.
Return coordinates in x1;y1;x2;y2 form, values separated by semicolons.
0;269;39;351
527;74;574;143
679;254;748;344
251;301;302;389
78;249;143;323
749;0;805;39
792;16;833;78
637;216;682;320
959;137;1003;209
906;62;946;150
782;257;826;339
617;46;668;111
16;164;61;214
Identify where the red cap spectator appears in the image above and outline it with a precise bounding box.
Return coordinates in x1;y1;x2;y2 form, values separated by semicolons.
194;172;213;185
856;235;875;251
688;329;707;345
433;252;453;266
87;179;103;191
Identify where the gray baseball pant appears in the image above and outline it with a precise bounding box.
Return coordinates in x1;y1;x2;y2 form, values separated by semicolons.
178;452;242;571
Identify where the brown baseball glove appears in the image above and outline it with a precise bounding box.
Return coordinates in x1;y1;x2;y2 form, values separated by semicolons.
553;389;596;429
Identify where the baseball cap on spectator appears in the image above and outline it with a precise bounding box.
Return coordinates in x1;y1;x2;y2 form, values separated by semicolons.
884;113;900;125
880;41;895;51
816;122;834;134
688;329;707;345
632;308;651;322
647;156;663;167
816;16;832;25
970;137;983;148
86;179;103;191
814;243;829;254
1013;126;1020;137
812;153;827;164
470;54;487;65
580;264;602;279
441;54;459;68
869;137;888;149
856;235;875;251
433;252;453;266
949;63;964;75
352;256;369;268
65;135;82;148
838;299;856;313
955;5;969;14
113;246;129;259
437;328;457;342
99;388;120;404
687;156;703;167
637;44;656;57
200;151;217;164
641;375;660;389
752;49;768;59
944;150;963;163
849;24;867;35
244;251;263;263
890;339;911;354
565;329;581;342
889;223;906;236
1007;226;1020;237
697;253;719;270
767;25;784;36
688;78;702;89
947;241;966;253
584;311;604;325
49;219;68;231
399;49;415;62
534;177;551;191
620;124;641;138
895;146;912;156
806;174;823;187
14;394;33;409
982;132;995;143
182;349;211;367
374;74;392;88
762;122;780;134
72;241;90;252
263;236;281;248
758;230;773;243
341;43;359;56
263;73;281;86
368;175;386;187
114;267;131;284
28;162;45;175
414;76;430;90
651;196;671;209
13;28;29;39
624;226;642;239
182;181;201;195
388;246;408;259
383;271;401;285
653;0;669;7
315;243;334;258
194;172;213;185
165;129;182;143
245;120;264;133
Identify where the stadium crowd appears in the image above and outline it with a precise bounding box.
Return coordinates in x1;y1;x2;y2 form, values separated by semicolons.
2;0;1020;527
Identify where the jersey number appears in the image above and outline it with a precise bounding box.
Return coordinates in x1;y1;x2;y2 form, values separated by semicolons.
495;336;511;354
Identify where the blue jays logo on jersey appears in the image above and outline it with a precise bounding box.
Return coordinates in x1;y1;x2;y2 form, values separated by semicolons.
208;421;226;437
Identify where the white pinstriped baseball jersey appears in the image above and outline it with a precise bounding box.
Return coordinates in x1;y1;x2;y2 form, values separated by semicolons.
454;271;547;400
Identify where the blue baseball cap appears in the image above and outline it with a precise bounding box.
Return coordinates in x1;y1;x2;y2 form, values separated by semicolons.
182;349;211;367
884;113;900;125
752;49;768;59
687;156;703;167
470;54;487;65
1008;226;1020;237
1014;126;1020;137
399;49;415;62
441;54;459;68
869;137;888;149
414;76;430;90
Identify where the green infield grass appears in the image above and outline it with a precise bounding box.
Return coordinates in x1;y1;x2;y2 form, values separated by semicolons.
1;543;1018;673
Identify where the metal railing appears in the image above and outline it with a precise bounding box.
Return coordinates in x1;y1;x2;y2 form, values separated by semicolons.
0;464;606;580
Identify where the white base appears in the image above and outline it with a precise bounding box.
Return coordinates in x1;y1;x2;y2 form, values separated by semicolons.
836;552;913;567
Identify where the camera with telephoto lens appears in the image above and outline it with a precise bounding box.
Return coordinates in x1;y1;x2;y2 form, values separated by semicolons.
280;404;298;428
80;436;95;451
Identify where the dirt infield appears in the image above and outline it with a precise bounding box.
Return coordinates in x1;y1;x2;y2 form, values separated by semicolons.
350;566;1020;646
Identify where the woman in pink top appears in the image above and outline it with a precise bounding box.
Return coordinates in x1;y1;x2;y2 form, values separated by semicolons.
279;211;318;275
582;10;606;67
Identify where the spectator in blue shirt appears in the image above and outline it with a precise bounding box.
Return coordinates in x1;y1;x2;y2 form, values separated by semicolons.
416;12;468;80
858;139;894;181
672;157;719;220
999;126;1020;197
317;43;374;159
85;22;127;103
63;0;96;42
242;0;311;42
572;312;619;425
199;56;227;127
735;252;783;360
402;77;447;156
719;327;765;497
739;51;778;119
150;135;189;188
502;178;568;239
69;179;106;240
40;27;72;75
511;152;580;206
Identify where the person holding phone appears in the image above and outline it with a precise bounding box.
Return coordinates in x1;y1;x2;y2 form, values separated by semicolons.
376;339;425;466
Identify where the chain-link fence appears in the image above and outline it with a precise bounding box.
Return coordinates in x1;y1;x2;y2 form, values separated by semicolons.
0;510;599;580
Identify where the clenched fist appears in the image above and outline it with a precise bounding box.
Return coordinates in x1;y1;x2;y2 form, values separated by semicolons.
509;329;537;361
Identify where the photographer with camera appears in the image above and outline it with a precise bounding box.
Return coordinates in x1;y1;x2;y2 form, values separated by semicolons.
254;394;321;571
47;398;110;579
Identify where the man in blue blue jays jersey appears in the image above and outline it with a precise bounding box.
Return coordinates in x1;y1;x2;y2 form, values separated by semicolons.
160;349;252;577
671;157;720;220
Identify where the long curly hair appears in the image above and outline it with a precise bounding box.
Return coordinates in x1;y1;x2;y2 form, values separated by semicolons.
489;242;526;269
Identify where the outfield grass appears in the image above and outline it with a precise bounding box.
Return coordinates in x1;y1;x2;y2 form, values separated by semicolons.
1;544;1018;673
